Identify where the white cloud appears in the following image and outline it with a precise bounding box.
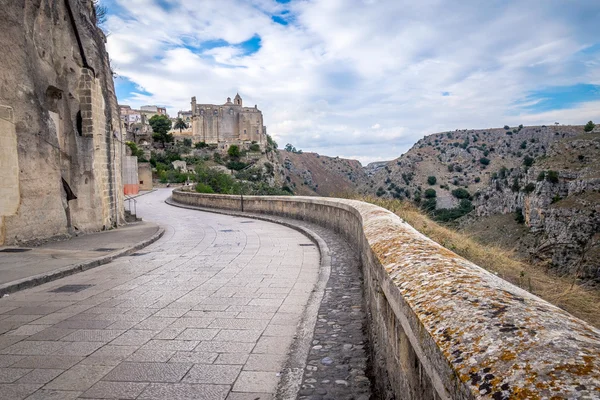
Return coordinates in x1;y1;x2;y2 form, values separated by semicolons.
105;0;600;164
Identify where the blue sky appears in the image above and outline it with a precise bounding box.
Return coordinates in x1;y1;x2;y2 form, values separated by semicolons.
104;0;600;164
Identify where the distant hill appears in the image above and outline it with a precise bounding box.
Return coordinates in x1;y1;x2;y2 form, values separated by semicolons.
276;151;370;196
360;124;599;282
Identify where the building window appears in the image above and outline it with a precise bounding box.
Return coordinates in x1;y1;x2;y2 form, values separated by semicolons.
244;129;246;135
214;110;218;115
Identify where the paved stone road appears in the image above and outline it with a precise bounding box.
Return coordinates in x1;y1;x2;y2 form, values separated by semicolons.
0;189;320;399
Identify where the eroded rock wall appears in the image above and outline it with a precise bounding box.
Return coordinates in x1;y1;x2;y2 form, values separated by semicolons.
0;0;124;245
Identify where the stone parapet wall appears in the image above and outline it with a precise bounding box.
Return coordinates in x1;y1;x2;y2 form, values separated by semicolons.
172;190;600;400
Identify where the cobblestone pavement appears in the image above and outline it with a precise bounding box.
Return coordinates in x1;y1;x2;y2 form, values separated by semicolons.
0;189;320;400
269;222;372;400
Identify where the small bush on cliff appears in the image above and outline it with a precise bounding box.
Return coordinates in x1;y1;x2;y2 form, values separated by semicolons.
195;141;208;149
546;170;559;184
424;188;437;198
524;183;536;194
479;157;490;166
451;188;471;199
584;121;595;132
427;176;437;185
515;208;525;224
523;155;534;167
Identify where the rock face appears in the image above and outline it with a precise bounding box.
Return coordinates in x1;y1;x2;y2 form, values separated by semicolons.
0;0;124;245
277;151;370;196
364;125;599;282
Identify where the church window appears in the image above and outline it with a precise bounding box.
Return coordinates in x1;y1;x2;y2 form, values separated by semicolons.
244;129;247;135
229;108;233;115
213;109;218;115
200;109;204;115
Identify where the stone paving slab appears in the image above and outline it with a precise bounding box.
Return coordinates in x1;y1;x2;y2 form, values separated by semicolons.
0;222;164;296
0;189;322;399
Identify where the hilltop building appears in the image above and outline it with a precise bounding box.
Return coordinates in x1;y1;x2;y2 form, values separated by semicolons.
186;94;267;150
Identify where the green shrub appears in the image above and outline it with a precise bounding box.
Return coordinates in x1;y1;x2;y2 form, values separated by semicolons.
524;183;536;194
427;176;437;185
584;121;595;132
504;125;510;130
227;161;248;171
537;171;546;181
511;178;520;192
523;156;534;167
421;198;437;212
447;164;454;172
424;188;437;198
479;157;490;165
546;170;559;184
432;199;473;222
182;138;192;147
195;183;215;193
249;143;261;152
474;177;481;183
195;141;208;149
228;145;241;158
515;208;525;224
452;188;471;199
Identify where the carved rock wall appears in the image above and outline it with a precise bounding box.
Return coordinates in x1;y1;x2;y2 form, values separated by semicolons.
0;0;124;245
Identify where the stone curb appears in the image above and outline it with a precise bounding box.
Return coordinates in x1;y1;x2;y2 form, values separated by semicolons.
165;197;332;400
0;225;165;297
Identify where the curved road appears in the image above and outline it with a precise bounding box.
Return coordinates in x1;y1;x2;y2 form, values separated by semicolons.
0;189;320;400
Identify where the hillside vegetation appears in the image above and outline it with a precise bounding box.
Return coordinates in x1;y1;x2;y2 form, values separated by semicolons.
361;124;599;284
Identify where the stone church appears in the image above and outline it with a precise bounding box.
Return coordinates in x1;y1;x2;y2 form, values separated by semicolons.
190;94;267;150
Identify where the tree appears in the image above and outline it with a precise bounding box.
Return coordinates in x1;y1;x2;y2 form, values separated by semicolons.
149;114;173;148
584;121;595;132
424;188;437;198
174;118;188;132
228;144;241;158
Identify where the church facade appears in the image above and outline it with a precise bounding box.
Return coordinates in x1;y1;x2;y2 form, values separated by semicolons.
190;94;267;150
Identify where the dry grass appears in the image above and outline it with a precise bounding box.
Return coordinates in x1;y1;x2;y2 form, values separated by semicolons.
343;194;600;328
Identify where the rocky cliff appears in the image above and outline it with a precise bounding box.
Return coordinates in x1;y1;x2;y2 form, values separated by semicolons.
0;0;124;245
362;125;599;282
276;151;370;196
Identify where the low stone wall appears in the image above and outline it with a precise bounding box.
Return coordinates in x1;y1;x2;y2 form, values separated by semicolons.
172;190;600;400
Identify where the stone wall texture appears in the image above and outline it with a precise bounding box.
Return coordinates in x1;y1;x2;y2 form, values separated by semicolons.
172;190;600;400
138;162;153;191
0;0;124;245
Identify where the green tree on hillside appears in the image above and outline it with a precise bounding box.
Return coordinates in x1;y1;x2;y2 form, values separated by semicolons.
584;121;595;132
228;144;241;158
149;114;173;148
174;118;188;132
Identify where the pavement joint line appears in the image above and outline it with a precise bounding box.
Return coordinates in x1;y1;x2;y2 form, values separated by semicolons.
0;226;165;297
165;196;332;400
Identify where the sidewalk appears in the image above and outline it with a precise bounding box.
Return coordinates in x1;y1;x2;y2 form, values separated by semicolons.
0;221;163;296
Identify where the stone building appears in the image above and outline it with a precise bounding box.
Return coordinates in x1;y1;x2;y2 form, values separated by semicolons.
189;94;267;150
0;0;124;245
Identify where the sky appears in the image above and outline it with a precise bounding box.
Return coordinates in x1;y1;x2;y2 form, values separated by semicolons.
104;0;600;165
